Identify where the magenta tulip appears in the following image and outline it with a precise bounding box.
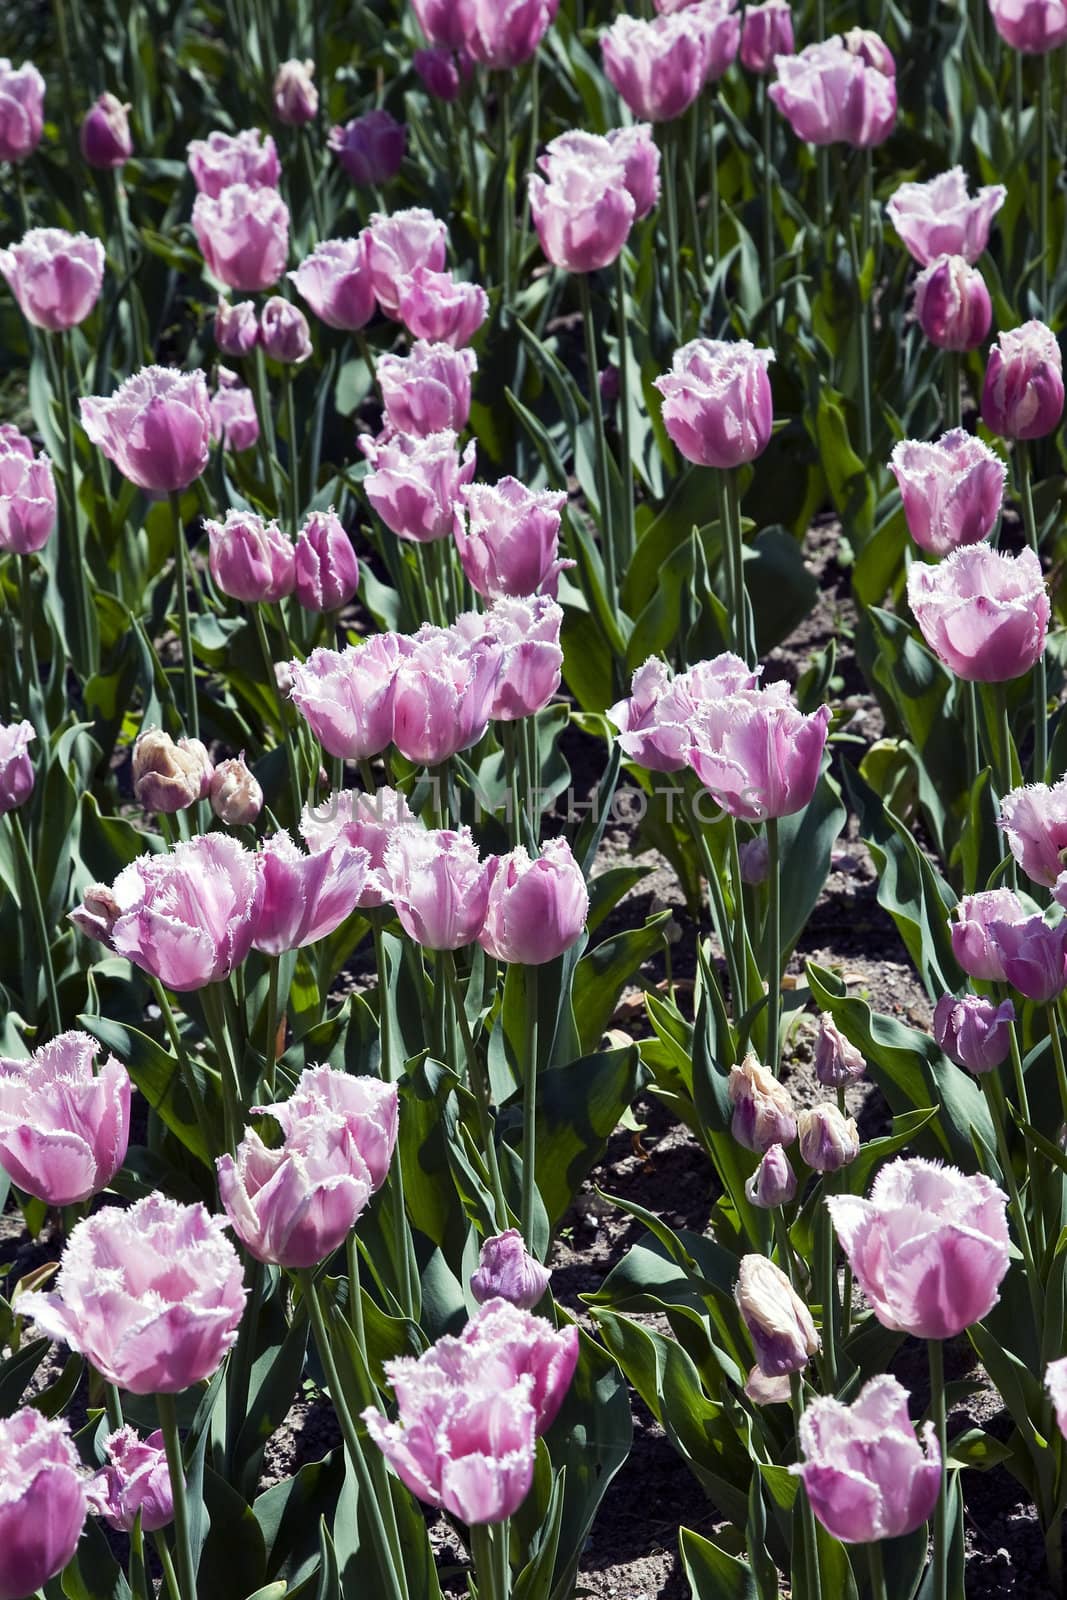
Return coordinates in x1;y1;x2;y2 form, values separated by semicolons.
906;544;1049;682
601;11;718;122
329;110;406;187
384;826;493;950
363;428;477;544
989;914;1067;1002
0;719;34;814
915;254;992;351
293;508;360;612
290;237;376;331
81;366;212;492
390;623;502;764
0;425;55;554
951;888;1026;981
80;93;132;169
454;475;569;598
745;1143;797;1207
273;59;318;124
988;0;1067;50
736;1255;819;1375
396;266;488;347
888;430;1006;556
215;295;260;356
206;508;295;603
0;1031;129;1206
411;0;477;49
209;368;259;453
654;338;775;468
769;35;897;146
88;1428;173;1534
186;127;280;196
301;786;415;908
982;320;1065;440
0;59;44;163
413;47;474;101
472;1230;552;1310
685;689;832;822
275;1064;399;1188
0;1410;87;1599
478;837;589;964
363;208;449;317
289;635;404;761
0;227;105;331
377;340;477;436
607;652;760;772
260;296;312;363
742;0;794;72
886;167;1006;266
933;993;1015;1074
252;830;372;955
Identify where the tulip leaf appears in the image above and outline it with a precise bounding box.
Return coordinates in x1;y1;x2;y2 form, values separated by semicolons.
254;1451;345;1586
79;1012;219;1167
947;1428;1015;1470
679;1526;758;1600
572;909;672;1054
533;1043;645;1228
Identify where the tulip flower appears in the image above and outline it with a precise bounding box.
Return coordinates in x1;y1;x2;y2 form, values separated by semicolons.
260;296;312;364
70;833;263;992
193;183;290;294
215;296;260;356
0;227;105;331
738;836;770;884
0;1031;130;1206
468;0;557;68
278;1065;399;1187
951;888;1026;981
888;431;1006;557
88;1428;173;1533
209;369;259;453
210;755;263;825
80;93;132;168
812;1013;866;1087
528;147;636;273
793;1376;941;1542
654;339;775;469
745;1143;798;1207
453;476;568;599
390;623;502;765
81;366;212;493
0;59;44;162
273;58;318;124
735;1254;819;1376
745;1366;792;1405
906;544;1049;683
478;837;589;964
131;728;213;813
465;595;564;721
413;46;474;101
685;689;831;822
728;1050;797;1151
988;913;1067;1002
988;0;1067;50
886;167;1006;266
608;653;761;773
933;993;1015;1074
289;636;404;761
412;0;476;47
843;25;897;73
0;719;35;814
769;35;896;146
981;320;1065;441
377;341;477;437
21;1192;246;1392
293;509;360;612
798;1103;860;1172
362;428;477;544
0;1410;88;1597
290;237;376;331
329;110;406;186
1047;1357;1067;1437
252;831;373;955
396;267;489;347
186;127;280;196
601;10;719;123
827;1156;1010;1339
914;254;992;352
301;786;415;908
472;1230;552;1309
384;826;493;950
0;425;55;554
206;508;295;603
363;208;449;317
742;0;794;73
1000;780;1067;886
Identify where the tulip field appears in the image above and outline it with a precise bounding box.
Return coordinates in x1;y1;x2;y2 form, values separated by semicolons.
3;0;1067;1595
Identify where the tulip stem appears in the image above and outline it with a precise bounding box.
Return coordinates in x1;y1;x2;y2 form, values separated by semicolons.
200;981;241;1152
927;1339;948;1600
765;817;781;1076
1016;442;1048;783
252;602;304;824
155;1393;198;1600
980;1072;1042;1335
284;370;301;539
817;1195;838;1393
772;1206;797;1288
130;1513;150;1600
443;949;510;1232
964;681;981;794
727;822;753;1023
944;351;961;430
104;1382;124;1431
521;963;541;1251
576;271;618;610
1040;51;1051;316
1047;1006;1067;1133
470;1524;503;1600
497;74;514;307
663;135;684;339
56;331;95;679
167;492;199;745
760;82;777;344
151;1529;182;1600
299;127;326;244
251;345;284;517
614;251;636;575
790;1372;822;1600
17;555;38;725
300;1270;408;1600
868;1541;887;1600
685;796;744;1025
707;91;721;268
10;811;61;1037
264;955;280;1095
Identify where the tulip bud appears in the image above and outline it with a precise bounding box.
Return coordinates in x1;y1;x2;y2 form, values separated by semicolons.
915;254;992;352
798;1104;860;1172
745;1143;797;1208
989;914;1067;1003
80;93;132;169
1048;1357;1067;1440
738;837;770;885
215;296;259;357
272;59;318;125
741;0;794;73
88;1427;173;1533
413;47;473;103
329;110;406;187
735;1254;819;1377
654;339;774;469
0;719;35;814
471;1229;552;1310
293;509;360;612
260;296;313;364
933;993;1015;1075
744;1365;792;1405
813;1013;866;1087
206;508;295;604
0;1410;88;1597
728;1051;797;1153
982;320;1065;442
210;754;263;825
478;837;588;965
131;728;214;814
951;888;1026;981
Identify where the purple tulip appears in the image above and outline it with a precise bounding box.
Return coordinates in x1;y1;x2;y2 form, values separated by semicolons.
260;296;312;363
396;266;488;347
654;338;775;468
468;0;556;67
798;1103;860;1172
413;47;474;102
206;508;295;603
729;1050;797;1152
906;544;1049;683
933;993;1015;1074
478;837;589;964
0;1410;88;1596
769;35;896;147
685;686;831;822
363;428;478;544
988;0;1067;50
80;93;132;169
193;182;290;293
277;1064;399;1187
88;1428;173;1533
454;475;570;598
888;430;1006;557
0;227;105;331
951;888;1026;981
209;368;259;454
1000;780;1067;886
982;320;1065;441
377;340;477;436
742;0;794;73
736;1254;819;1375
472;1230;552;1309
915;253;992;351
384;826;493;950
81;366;212;492
186;127;280;197
0;719;34;814
738;836;770;884
989;914;1067;1002
363;208;448;317
252;830;372;955
412;0;477;49
289;635;404;761
745;1142;797;1207
329;110;406;187
0;59;44;163
0;425;55;554
886;167;1006;266
290;237;376;332
272;59;318;125
813;1013;866;1086
0;1031;130;1206
293;508;360;612
215;295;260;356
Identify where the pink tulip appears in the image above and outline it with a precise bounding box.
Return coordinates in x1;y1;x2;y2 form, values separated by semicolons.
745;1143;797;1207
272;59;318;124
289;635;403;761
413;47;474;101
384;826;493;949
274;1064;399;1188
131;728;213;813
210;755;263;825
186;127;281;197
362;428;477;544
329;110;406;187
685;689;832;822
798;1103;860;1172
906;544;1049;683
193;182;290;293
886;167;1006;266
396;267;488;347
989;914;1067;1002
472;1230;552;1309
364;208;449;317
293;509;360;612
914;253;992;351
207;508;295;603
21;1193;246;1393
377;340;477;437
827;1156;1010;1338
290;237;376;332
606;124;662;219
601;11;718;122
736;1255;819;1375
252;830;372;955
1000;780;1067;886
528;156;635;273
0;424;55;554
0;1031;129;1206
215;296;260;356
1047;1358;1067;1438
88;1428;173;1534
454;475;570;598
0;1410;87;1597
0;59;44;162
0;719;34;813
742;0;794;73
301;786;415;908
80;93;132;169
479;837;589;964
982;320;1065;440
843;25;897;74
728;1050;797;1152
933;993;1015;1074
701;0;744;81
888;430;1006;557
769;35;897;146
468;0;556;68
412;0;477;49
793;1377;941;1543
209;368;259;453
654;338;775;468
81;366;212;492
465;594;564;720
390;623;502;764
0;227;105;331
608;653;761;773
450;1297;578;1433
951;888;1026;981
989;0;1067;50
70;833;263;992
260;296;312;363
813;1013;866;1086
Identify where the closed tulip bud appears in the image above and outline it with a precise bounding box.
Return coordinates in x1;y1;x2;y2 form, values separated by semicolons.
738;836;770;884
132;727;213;813
907;544;1049;684
385;826;493;950
744;1365;792;1405
294;509;360;612
889;430;1006;557
186;128;280;197
915;254;992;351
745;1143;797;1207
886;167;1006;267
742;0;794;72
479;837;589;964
253;831;372;955
0;718;35;814
413;47;474;102
329;110;406;187
0;1410;88;1596
207;508;295;603
769;35;896;147
471;1229;552;1309
377;341;477;437
933;993;1015;1074
455;475;571;599
412;0;477;48
273;58;318;125
260;296;312;363
80;93;132;169
362;428;477;544
989;0;1067;51
793;1377;940;1543
88;1428;173;1533
827;1157;1009;1338
736;1254;819;1376
813;1013;866;1087
193;183;290;293
81;366;212;493
0;60;45;163
729;1051;797;1152
0;425;56;555
290;237;376;332
844;25;896;74
396;267;489;348
655;338;775;469
364;208;449;318
209;369;259;454
214;295;260;356
798;1103;860;1172
951;888;1026;981
0;227;105;331
210;754;263;825
1000;779;1067;885
0;1031;130;1206
289;636;403;761
989;914;1067;1002
982;320;1065;441
1047;1357;1067;1439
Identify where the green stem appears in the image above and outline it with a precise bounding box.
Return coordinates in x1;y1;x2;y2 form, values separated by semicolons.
373;925;415;1317
707;91;721;267
728;467;755;665
928;1338;948;1600
251;346;283;516
772;1205;797;1287
760;82;776;342
284;369;301;539
1016;442;1048;782
868;1540;888;1600
1040;53;1051;314
498;75;513;306
714;469;739;652
152;1533;181;1600
471;1524;501;1600
944;350;961;431
18;555;37;723
10;812;61;1036
663;134;684;338
253;602;303;822
56;332;94;678
576;271;617;607
790;1371;822;1600
1048;1005;1067;1132
517;52;539;277
225;1259;263;1471
264;956;280;1096
168;493;199;743
104;1383;124;1431
980;1071;1042;1337
444;950;509;1231
765;818;781;1075
857;152;873;460
465;110;485;277
681;106;706;295
688;804;744;1023
727;821;752;1021
614;251;635;575
155;1394;197;1600
299;127;327;243
965;681;980;795
521;963;540;1250
200;981;241;1152
818;1193;838;1393
129;1515;150;1600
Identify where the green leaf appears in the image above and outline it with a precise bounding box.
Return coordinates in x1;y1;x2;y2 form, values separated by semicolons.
947;1427;1015;1470
572;911;672;1054
79;1013;217;1166
679;1527;758;1600
534;1045;644;1227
